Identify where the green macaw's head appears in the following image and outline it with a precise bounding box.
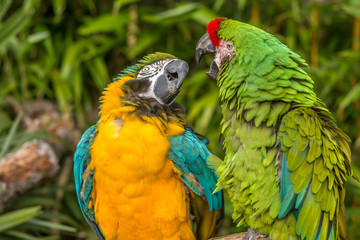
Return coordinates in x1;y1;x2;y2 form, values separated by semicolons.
117;53;189;105
196;18;316;105
196;17;234;80
196;17;295;80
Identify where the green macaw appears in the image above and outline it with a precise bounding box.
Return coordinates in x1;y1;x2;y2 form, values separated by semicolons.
195;17;358;240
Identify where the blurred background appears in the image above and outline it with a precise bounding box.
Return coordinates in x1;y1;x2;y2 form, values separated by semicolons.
0;0;360;239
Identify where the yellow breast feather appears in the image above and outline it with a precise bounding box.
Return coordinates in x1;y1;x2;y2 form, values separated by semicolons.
89;79;194;240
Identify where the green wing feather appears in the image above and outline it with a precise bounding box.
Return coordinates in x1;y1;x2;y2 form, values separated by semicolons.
202;18;358;240
277;102;356;240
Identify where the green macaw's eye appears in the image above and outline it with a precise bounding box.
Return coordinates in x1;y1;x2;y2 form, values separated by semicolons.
227;43;233;50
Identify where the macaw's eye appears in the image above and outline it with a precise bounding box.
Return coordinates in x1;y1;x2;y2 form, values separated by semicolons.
142;66;150;72
138;66;154;77
227;43;233;50
137;60;173;78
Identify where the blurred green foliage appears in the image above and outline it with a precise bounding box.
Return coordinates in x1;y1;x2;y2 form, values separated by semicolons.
0;0;360;239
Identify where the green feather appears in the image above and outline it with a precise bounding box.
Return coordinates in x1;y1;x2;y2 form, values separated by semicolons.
244;106;258;122
211;19;357;240
312;175;322;193
318;168;330;182
263;148;278;167
319;212;330;240
282;132;293;148
308;139;322;161
296;135;309;151
314;182;327;203
328;173;335;190
286;127;298;141
296;192;321;240
320;188;333;212
286;143;307;171
269;193;281;218
291;161;312;193
207;155;223;173
254;102;271;127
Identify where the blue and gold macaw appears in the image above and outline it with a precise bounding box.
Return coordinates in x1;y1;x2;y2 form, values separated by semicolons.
73;53;223;240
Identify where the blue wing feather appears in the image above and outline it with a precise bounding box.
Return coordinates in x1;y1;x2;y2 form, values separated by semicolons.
168;126;223;211
279;153;335;240
279;153;297;218
73;125;104;240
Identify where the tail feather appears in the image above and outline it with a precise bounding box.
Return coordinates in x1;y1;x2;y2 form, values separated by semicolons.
190;194;224;240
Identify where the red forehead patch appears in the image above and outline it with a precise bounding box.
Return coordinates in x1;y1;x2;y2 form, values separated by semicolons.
206;17;227;47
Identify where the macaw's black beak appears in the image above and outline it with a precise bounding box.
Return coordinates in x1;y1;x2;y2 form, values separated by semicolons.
154;59;189;105
195;33;219;80
196;33;216;65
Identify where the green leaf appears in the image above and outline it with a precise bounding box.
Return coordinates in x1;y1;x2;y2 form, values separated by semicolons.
142;3;200;22
129;30;161;59
85;57;109;90
39;236;61;240
27;31;50;44
0;111;12;133
342;3;360;18
52;0;66;23
63;192;83;222
53;74;73;113
39;211;84;230
78;13;129;35
26;219;76;232
0;0;12;21
3;230;43;240
0;6;33;46
113;0;140;12
338;84;360;112
60;42;86;81
0;113;21;159
191;6;219;25
72;67;83;103
0;206;42;232
10;196;60;209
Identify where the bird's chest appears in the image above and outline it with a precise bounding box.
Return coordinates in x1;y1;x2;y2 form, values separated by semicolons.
91;118;178;196
222;116;278;181
220;115;281;219
89;119;191;239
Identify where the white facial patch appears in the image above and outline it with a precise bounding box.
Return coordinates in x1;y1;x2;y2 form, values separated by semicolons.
137;59;175;79
214;39;235;68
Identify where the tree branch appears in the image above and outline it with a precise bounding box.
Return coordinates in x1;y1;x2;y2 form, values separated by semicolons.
211;232;268;240
0;98;81;213
0;140;59;212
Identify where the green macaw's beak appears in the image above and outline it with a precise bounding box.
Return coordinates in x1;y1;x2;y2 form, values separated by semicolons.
195;33;219;80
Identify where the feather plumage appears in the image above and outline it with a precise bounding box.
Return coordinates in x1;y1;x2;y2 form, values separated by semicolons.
197;18;358;240
74;53;223;240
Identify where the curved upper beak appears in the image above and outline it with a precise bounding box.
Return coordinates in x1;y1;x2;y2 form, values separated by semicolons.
164;59;189;88
196;33;219;80
195;33;216;65
153;59;189;105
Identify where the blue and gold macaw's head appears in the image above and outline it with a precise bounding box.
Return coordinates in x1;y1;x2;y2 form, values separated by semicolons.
116;52;189;106
100;52;189;126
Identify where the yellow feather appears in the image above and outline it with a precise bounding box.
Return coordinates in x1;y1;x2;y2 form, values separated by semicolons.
89;79;194;240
